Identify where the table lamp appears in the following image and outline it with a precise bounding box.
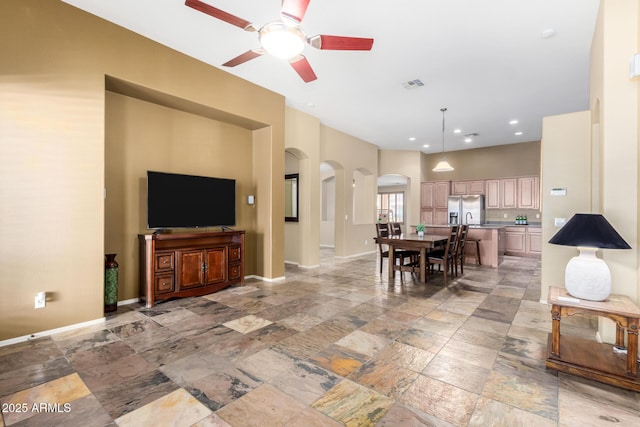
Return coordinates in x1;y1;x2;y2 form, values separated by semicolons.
548;213;631;301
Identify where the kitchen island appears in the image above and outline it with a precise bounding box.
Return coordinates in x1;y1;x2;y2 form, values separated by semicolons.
418;224;506;268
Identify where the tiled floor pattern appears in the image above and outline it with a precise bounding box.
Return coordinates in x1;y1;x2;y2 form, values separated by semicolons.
1;250;639;426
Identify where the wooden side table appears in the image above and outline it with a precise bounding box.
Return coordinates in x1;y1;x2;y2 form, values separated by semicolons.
545;286;640;391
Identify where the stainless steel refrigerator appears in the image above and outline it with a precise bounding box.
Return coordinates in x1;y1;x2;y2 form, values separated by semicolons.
447;195;485;225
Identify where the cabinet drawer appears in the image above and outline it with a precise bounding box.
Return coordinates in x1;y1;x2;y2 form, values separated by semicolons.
228;264;241;280
229;245;241;262
155;252;175;272
155;273;175;294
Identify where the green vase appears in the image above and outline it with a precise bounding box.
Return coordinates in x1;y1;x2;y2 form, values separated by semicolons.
104;253;119;313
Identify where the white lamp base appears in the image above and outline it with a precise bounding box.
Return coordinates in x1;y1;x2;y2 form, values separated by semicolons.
564;247;611;301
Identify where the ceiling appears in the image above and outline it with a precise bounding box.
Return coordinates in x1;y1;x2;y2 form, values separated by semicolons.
62;0;600;154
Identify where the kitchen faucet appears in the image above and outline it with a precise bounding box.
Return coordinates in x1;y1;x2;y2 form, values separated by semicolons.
465;211;473;224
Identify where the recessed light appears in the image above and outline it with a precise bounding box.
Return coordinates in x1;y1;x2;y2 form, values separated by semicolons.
306;101;315;108
515;131;523;136
541;28;556;39
423;144;430;148
409;137;416;141
509;120;518;125
464;138;472;143
453;129;461;134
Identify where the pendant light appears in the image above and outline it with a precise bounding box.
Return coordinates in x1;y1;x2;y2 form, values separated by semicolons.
433;107;454;172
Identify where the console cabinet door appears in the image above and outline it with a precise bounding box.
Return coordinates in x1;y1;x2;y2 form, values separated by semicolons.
178;250;205;289
205;247;226;285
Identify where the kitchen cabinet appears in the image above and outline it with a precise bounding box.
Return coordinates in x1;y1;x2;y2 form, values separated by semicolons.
420;209;433;225
505;226;541;257
505;226;526;254
452;180;485;195
526;226;542;255
421;182;435;209
434;181;450;208
485;179;500;209
518;176;540;210
485;176;540;210
420;181;450;225
501;178;518;209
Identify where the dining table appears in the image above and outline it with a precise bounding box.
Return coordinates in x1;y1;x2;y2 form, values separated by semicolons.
375;233;448;283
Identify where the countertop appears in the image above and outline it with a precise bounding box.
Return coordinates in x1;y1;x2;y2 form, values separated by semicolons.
414;222;541;229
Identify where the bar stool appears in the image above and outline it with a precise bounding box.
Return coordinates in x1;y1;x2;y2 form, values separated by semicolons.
466;238;482;265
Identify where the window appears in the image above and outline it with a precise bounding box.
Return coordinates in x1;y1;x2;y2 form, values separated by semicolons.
377;192;404;223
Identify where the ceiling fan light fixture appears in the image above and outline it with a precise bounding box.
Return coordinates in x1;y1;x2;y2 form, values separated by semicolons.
259;21;305;59
433;107;454;172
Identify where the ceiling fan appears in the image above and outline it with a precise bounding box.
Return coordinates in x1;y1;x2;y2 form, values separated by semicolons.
185;0;374;82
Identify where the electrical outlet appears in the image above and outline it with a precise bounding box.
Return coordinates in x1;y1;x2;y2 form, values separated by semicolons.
365;239;368;245
35;292;46;309
503;213;508;218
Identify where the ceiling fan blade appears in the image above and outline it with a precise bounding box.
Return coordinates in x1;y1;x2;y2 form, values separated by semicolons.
281;0;311;24
289;55;317;82
185;0;256;31
222;49;264;67
308;35;374;51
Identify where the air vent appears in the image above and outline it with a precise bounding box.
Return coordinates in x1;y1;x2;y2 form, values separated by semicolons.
402;79;424;89
464;133;479;137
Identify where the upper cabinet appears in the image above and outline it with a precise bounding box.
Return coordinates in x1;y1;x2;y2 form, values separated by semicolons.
518;176;540;210
420;181;450;225
485;176;540;210
485;179;500;209
501;178;518;209
434;181;450;208
421;182;435;209
451;180;485;195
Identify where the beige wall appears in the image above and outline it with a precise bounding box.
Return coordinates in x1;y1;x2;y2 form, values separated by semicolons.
0;0;285;340
379;150;422;227
540;111;592;302
540;0;639;346
321;127;379;257
285;108;321;268
589;0;639;306
421;141;541;182
105;92;256;300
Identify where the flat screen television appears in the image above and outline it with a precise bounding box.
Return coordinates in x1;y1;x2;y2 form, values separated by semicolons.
147;171;236;229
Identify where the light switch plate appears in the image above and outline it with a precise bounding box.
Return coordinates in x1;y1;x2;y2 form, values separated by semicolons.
554;218;566;227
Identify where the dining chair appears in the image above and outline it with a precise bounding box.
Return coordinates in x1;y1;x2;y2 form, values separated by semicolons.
454;224;470;276
390;222;421;270
375;223;414;275
427;225;460;286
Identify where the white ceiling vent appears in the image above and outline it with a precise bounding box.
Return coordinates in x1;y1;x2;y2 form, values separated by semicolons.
402;79;424;89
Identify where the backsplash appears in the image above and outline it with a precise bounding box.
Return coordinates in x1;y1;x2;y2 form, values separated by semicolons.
485;208;541;225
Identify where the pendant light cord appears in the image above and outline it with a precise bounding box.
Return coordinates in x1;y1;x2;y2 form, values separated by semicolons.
441;107;447;155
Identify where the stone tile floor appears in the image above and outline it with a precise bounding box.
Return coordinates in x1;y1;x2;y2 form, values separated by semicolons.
1;250;639;426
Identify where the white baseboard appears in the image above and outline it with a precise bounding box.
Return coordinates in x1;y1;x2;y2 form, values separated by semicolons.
244;274;286;282
299;264;320;269
320;244;335;248
0;299;141;348
336;250;377;259
0;317;106;348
